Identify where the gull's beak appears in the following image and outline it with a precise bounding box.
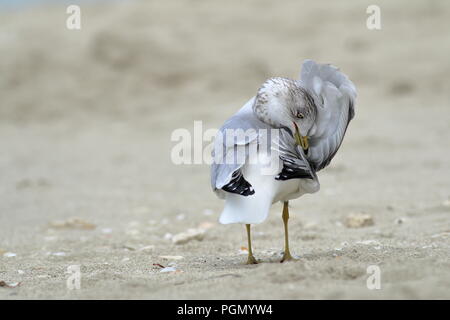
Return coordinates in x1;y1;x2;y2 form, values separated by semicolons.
293;122;309;151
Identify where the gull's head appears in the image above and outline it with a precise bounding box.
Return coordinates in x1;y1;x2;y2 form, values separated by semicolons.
253;77;317;150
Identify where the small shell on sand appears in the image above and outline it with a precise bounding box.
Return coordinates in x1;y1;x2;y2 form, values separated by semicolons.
48;218;96;230
159;255;184;260
344;213;374;228
0;281;21;288
160;267;176;273
52;252;66;256
355;240;381;246
303;221;319;230
163;233;173;240
3;252;17;258
101;228;113;234
138;245;155;251
431;232;449;239
172;228;205;245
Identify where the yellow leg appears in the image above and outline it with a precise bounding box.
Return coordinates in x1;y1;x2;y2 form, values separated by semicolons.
281;201;296;262
245;224;258;264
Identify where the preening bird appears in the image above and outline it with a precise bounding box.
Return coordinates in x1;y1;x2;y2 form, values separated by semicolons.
211;60;356;264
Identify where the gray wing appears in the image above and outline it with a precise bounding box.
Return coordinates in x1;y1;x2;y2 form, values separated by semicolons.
211;97;270;199
308;98;354;171
299;60;356;171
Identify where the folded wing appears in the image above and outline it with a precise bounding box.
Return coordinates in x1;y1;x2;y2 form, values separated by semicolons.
211;98;266;198
300;60;357;171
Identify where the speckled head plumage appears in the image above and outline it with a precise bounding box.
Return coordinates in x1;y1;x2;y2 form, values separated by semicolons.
252;77;317;137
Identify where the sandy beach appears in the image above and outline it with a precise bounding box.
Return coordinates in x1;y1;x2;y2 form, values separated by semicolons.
0;0;449;299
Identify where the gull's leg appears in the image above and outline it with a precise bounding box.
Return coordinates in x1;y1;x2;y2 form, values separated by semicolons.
245;224;258;264
281;201;296;262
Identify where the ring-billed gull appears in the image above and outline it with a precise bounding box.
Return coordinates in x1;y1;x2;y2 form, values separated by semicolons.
211;60;356;263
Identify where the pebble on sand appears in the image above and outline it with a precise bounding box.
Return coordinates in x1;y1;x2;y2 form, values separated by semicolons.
344;213;374;228
172;228;205;245
394;217;407;225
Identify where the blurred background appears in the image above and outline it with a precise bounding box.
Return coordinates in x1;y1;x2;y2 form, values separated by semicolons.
0;0;449;299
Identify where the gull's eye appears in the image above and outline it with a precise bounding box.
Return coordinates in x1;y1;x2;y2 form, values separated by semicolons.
296;112;304;119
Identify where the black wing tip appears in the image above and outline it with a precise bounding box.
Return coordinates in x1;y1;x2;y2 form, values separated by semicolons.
222;184;255;197
275;171;314;181
275;162;315;181
221;170;255;196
